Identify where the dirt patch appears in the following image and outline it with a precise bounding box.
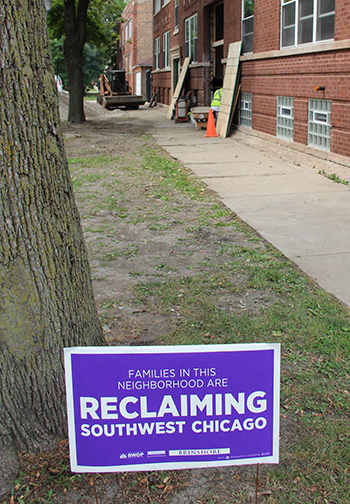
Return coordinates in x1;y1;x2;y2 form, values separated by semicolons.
61;99;275;349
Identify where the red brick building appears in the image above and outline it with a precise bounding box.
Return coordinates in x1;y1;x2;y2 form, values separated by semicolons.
152;0;350;158
116;0;153;97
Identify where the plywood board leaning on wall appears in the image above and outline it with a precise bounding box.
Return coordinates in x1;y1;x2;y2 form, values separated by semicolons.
166;57;191;120
216;42;242;138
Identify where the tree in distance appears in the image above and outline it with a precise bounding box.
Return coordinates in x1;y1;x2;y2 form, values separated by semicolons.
47;0;126;123
0;0;105;497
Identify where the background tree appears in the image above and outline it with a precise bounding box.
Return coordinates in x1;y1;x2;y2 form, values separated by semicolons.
50;37;68;86
83;43;106;90
50;40;106;92
0;0;105;497
47;0;126;123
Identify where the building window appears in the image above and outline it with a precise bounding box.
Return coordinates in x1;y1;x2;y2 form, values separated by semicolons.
125;19;132;42
242;0;254;54
185;14;198;62
240;93;252;127
163;0;170;6
277;96;294;140
163;31;170;68
281;0;335;48
174;0;179;30
308;98;331;150
155;0;161;14
154;37;160;69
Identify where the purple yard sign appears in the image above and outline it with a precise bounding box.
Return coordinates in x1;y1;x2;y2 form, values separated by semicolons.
64;344;280;472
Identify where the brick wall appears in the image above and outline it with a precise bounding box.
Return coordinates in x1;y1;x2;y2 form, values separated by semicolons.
118;0;153;93
152;69;171;104
137;0;153;63
238;0;350;157
331;102;350;156
254;0;280;52
241;47;350;154
335;0;350;41
293;99;308;145
223;0;241;46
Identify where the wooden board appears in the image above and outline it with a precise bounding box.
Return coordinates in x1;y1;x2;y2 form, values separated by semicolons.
216;42;242;138
166;57;190;120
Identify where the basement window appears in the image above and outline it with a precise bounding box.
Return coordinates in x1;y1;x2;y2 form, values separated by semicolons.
240;93;252;128
277;96;294;140
308;98;331;150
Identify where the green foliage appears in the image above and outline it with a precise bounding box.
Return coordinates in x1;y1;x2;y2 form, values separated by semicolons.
243;0;254;17
82;43;106;88
50;38;67;85
47;0;126;87
47;0;126;48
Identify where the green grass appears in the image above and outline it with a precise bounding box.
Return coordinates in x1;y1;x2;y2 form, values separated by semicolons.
141;146;208;200
318;169;349;185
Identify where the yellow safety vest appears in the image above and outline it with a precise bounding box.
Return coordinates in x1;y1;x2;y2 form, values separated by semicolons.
211;88;222;108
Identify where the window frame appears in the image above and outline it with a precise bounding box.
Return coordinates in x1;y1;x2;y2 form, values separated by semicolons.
174;0;179;31
185;14;198;63
154;36;161;69
155;0;161;14
125;19;132;41
313;110;328;124
281;106;292;117
277;96;294;140
240;92;253;128
281;0;335;48
242;0;254;54
308;98;332;150
163;30;171;68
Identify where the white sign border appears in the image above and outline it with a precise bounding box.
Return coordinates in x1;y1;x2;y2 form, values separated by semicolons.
64;343;280;473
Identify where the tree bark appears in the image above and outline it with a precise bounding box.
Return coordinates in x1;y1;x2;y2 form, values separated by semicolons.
0;0;105;497
64;0;90;123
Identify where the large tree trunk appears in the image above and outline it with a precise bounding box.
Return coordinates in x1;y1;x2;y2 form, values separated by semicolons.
64;0;89;123
0;0;105;497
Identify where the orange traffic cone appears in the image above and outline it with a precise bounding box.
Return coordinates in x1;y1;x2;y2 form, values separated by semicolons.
205;109;218;137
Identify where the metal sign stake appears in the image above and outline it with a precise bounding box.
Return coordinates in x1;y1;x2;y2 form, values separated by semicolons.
255;464;260;504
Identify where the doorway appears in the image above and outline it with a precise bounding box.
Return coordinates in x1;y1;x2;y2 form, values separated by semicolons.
211;2;224;91
170;46;181;99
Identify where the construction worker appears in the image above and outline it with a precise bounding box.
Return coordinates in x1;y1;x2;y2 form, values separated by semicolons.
211;88;223;123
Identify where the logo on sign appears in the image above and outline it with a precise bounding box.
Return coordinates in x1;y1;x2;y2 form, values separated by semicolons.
128;452;144;458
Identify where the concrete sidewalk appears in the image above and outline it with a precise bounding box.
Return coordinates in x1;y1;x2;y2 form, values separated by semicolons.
135;105;350;307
